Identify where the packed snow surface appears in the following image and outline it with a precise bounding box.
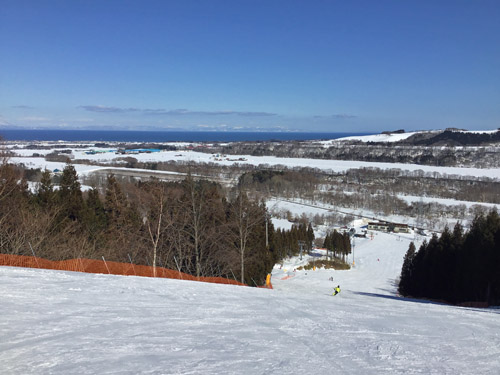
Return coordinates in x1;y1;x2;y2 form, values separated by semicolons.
1;231;499;374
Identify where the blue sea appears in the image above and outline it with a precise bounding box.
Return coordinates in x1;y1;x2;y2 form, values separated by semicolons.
0;129;371;142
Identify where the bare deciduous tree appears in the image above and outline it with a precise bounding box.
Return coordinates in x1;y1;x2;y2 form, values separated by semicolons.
229;189;266;284
136;180;177;277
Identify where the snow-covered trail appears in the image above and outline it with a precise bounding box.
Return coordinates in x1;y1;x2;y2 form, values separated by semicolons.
271;231;412;296
271;232;500;373
1;232;500;374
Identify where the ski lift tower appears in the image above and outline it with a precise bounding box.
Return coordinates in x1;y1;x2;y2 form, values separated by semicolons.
298;240;306;261
415;197;424;242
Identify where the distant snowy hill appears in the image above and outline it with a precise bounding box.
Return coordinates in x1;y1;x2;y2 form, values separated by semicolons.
322;131;424;144
2;231;499;374
330;129;500;145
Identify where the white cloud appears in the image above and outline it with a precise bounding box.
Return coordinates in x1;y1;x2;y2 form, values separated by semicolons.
81;105;277;117
0;115;12;126
20;116;52;122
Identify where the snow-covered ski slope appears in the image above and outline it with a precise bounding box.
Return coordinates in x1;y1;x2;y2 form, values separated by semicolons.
1;231;499;374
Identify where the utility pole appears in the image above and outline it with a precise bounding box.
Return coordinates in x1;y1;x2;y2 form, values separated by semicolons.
265;215;269;248
351;237;355;266
415;197;424;241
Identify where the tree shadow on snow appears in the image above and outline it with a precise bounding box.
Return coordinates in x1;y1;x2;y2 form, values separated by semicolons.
352;291;500;315
352;290;446;306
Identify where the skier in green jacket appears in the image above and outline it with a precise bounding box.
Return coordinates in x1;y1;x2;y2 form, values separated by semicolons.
333;285;341;296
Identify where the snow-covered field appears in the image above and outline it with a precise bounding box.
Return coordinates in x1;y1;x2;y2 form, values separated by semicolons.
9;147;500;180
396;194;499;210
2;231;499;374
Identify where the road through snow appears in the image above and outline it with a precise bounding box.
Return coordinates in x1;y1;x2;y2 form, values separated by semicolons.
1;231;499;374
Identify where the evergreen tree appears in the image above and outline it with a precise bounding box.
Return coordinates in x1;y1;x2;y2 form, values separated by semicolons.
103;174;142;262
342;232;352;261
58;164;83;221
399;242;416;296
450;222;465;303
323;233;332;258
82;187;108;242
399;210;500;305
307;223;315;251
36;169;55;207
104;174;129;227
408;239;428;298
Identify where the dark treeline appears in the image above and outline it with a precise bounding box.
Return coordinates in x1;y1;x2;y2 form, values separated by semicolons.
323;230;352;262
272;222;314;261
0;161;314;286
405;130;500;146
399;210;500;305
239;167;499;205
234;167;499;206
339;167;500;204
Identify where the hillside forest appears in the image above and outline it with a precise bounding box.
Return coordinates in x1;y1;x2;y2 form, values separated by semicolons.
399;209;500;306
0;160;322;286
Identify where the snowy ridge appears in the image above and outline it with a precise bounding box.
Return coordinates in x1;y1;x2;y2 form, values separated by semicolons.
1;230;499;374
320;131;423;144
327;129;498;144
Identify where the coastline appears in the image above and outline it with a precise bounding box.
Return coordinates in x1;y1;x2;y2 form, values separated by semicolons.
0;129;372;143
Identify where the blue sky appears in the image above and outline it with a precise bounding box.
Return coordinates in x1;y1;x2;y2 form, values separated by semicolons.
1;0;499;132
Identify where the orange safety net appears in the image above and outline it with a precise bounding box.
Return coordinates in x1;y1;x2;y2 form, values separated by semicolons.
0;254;260;287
